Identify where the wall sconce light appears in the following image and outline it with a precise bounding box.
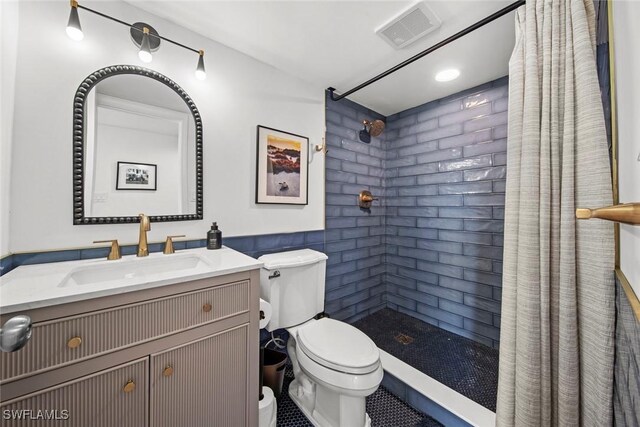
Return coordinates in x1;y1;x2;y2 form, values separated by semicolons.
195;50;206;81
65;0;206;79
138;27;153;63
130;22;160;64
66;0;84;41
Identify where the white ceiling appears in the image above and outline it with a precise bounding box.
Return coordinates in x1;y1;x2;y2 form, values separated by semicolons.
128;1;516;116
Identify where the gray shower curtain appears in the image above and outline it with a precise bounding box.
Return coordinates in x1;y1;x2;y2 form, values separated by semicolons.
497;1;615;426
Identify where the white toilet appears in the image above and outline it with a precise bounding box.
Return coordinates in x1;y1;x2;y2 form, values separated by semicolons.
259;249;383;427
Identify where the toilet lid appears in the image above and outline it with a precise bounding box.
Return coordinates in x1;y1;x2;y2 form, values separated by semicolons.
297;318;380;374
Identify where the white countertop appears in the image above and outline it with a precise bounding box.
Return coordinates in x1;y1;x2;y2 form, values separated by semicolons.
0;247;262;314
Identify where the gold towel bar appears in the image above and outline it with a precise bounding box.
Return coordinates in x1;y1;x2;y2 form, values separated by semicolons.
576;203;640;225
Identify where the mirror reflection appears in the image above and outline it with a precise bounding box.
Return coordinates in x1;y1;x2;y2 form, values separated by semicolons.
83;74;197;218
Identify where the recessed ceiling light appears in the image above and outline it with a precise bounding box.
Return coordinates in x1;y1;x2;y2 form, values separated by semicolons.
435;69;460;82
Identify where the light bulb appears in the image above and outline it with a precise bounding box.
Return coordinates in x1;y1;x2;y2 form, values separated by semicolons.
138;28;153;63
138;50;153;63
66;26;84;41
435;69;460;82
195;50;206;80
195;69;206;81
66;3;84;41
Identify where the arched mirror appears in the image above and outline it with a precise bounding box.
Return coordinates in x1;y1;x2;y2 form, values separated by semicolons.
72;65;203;224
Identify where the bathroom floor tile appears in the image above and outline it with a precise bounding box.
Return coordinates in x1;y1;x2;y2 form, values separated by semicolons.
366;386;443;427
276;365;442;427
352;308;499;411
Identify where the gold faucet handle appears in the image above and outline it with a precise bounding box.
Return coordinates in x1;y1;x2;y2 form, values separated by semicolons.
163;235;186;254
93;239;121;260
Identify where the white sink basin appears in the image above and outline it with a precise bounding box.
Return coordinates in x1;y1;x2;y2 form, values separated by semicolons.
59;254;212;287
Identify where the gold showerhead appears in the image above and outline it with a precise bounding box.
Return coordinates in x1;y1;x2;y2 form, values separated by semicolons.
364;119;385;137
359;119;385;143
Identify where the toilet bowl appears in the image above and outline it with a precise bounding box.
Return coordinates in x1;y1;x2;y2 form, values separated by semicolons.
258;249;383;427
286;318;383;427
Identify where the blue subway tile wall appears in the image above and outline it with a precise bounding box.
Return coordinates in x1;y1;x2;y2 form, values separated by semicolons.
324;92;388;323
385;77;507;348
0;230;324;276
325;77;507;347
613;275;640;426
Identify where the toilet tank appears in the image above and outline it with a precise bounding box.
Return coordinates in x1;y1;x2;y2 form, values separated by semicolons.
258;249;328;331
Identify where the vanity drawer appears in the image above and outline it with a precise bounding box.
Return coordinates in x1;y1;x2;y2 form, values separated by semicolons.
0;358;148;427
1;280;250;383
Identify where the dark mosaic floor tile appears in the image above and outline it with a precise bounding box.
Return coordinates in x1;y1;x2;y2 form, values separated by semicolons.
276;365;442;427
366;386;443;427
352;308;499;411
276;366;313;427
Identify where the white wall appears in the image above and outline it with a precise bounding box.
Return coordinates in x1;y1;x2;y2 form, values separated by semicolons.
92;109;183;217
7;0;325;253
0;1;20;257
612;1;640;296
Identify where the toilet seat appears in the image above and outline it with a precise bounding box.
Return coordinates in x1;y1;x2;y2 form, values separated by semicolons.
295;340;384;395
297;318;380;375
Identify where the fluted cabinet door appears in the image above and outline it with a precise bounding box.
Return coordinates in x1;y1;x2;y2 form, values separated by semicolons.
150;326;249;427
0;359;148;427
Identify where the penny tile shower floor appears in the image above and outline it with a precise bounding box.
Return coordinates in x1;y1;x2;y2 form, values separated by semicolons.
353;308;499;411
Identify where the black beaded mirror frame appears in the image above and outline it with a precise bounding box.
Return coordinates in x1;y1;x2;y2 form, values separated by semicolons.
72;65;203;225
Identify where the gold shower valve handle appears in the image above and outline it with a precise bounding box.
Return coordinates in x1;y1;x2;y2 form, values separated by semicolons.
576;203;640;225
359;190;379;209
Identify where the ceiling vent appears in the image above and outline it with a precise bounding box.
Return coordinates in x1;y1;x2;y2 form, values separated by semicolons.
376;2;441;50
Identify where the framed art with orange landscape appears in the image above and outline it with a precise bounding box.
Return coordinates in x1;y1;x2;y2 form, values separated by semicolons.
256;125;309;205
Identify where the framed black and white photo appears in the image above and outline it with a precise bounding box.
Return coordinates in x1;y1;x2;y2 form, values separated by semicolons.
256;125;308;205
116;161;157;191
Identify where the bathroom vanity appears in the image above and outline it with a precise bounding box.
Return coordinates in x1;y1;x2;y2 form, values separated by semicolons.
0;247;261;427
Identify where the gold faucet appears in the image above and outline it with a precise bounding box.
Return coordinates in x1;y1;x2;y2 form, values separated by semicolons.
137;213;151;257
93;239;121;260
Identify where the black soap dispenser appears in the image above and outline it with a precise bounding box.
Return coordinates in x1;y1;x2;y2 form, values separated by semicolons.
207;222;222;250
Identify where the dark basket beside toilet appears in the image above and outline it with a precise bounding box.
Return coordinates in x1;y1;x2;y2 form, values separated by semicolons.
262;348;288;398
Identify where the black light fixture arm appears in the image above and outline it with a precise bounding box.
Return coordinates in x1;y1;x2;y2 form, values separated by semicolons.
76;3;200;54
327;0;526;102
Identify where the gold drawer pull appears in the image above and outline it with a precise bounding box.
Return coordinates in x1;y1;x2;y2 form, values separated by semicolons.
163;365;174;377
67;336;82;349
122;380;136;393
203;303;212;313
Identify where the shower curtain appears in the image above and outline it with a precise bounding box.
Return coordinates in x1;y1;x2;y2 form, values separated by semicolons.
497;1;615;426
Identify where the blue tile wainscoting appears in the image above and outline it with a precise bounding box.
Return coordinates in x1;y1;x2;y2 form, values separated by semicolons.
0;255;14;276
325;77;507;348
613;274;640;426
0;230;325;276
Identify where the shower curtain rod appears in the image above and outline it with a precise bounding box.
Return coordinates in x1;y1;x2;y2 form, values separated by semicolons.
327;0;526;102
